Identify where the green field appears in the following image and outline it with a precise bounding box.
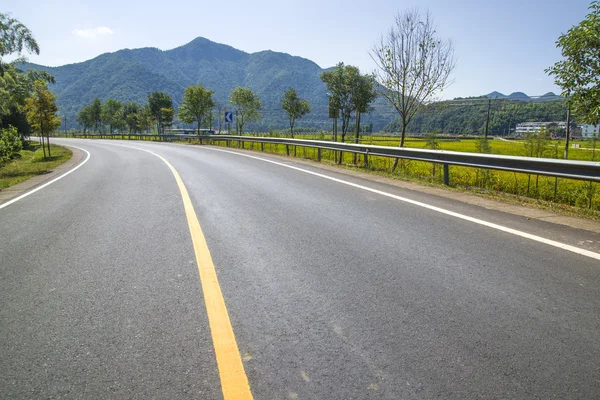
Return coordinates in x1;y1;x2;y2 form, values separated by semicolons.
0;141;72;190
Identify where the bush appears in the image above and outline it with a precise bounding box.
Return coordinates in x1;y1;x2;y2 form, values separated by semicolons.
0;126;23;163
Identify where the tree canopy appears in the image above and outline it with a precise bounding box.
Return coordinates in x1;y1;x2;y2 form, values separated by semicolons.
371;9;455;148
281;88;311;137
229;87;262;134
546;1;600;124
178;83;215;133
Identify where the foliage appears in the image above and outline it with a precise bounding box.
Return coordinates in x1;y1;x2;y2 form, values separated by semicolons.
546;1;600;124
101;99;124;133
178;83;215;133
0;125;22;162
320;63;376;141
148;91;173;133
123;102;140;133
384;98;568;134
24;80;60;158
229;87;262;134
523;127;552;158
281;87;311;137
371;9;455;147
160;107;174;130
0;12;39;74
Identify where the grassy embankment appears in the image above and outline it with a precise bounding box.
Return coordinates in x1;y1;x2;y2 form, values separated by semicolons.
0;141;72;190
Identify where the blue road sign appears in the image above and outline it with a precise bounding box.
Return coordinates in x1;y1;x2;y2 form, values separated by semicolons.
225;112;233;123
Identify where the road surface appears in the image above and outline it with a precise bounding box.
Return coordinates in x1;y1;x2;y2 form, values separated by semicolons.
1;138;599;399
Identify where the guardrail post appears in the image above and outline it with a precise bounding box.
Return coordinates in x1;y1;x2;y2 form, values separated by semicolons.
364;151;369;168
286;145;290;156
443;164;450;186
261;142;264;152
317;148;322;162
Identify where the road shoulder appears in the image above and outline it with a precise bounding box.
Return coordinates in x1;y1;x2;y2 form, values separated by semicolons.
202;145;600;234
0;145;83;206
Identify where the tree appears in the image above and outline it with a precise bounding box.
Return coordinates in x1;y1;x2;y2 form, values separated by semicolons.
0;12;39;74
160;107;174;131
89;98;102;133
546;1;600;124
281;88;311;138
137;105;152;132
178;83;215;134
371;8;455;157
350;72;376;144
101;99;123;134
148;91;173;134
229;87;262;134
321;64;376;143
24;80;60;158
76;105;94;134
123;101;140;134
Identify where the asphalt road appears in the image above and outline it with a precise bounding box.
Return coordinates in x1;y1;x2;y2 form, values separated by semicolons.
1;138;599;399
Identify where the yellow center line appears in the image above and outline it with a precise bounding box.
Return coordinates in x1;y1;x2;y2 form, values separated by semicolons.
152;151;253;399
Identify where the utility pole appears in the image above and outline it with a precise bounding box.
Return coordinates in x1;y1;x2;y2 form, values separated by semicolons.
564;103;571;160
484;98;491;139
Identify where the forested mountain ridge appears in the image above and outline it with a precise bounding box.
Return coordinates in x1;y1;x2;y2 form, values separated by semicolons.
23;37;393;130
384;97;568;135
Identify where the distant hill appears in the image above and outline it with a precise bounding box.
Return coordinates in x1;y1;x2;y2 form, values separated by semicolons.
384;96;567;134
485;91;562;102
23;37;394;131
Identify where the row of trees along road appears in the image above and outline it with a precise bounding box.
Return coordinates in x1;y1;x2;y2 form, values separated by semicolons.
1;12;60;160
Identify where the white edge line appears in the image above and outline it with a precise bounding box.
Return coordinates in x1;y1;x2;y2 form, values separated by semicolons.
0;145;91;210
80;140;600;262
199;146;600;262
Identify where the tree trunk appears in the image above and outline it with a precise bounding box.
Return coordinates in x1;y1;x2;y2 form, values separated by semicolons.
353;112;361;165
391;122;407;172
46;133;51;158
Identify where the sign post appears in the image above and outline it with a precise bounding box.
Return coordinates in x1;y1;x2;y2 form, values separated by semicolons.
225;111;233;135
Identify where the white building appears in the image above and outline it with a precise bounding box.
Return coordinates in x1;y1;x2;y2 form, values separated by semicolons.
515;121;568;136
580;124;600;138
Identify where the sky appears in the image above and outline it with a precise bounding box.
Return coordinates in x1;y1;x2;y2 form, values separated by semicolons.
5;0;592;99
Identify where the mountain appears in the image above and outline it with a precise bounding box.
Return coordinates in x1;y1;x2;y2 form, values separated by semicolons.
507;92;531;101
486;91;507;99
485;91;562;102
23;37;394;131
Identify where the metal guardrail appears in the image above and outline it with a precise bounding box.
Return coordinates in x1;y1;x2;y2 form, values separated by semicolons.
67;133;600;184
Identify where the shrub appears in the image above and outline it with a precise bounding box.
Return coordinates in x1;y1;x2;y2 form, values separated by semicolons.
0;126;23;162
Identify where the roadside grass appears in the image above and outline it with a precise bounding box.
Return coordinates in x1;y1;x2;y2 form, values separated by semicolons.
0;141;72;190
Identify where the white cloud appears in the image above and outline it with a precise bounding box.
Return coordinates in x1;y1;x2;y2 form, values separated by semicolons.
72;27;114;39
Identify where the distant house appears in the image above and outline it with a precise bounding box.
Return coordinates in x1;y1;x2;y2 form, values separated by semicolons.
515;121;567;136
580;124;600;138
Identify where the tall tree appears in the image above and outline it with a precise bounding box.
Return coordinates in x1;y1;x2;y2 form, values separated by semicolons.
76;105;94;134
0;12;39;74
160;107;174;132
89;98;102;133
136;104;152;133
101;99;123;134
178;83;215;134
370;8;455;155
281;88;311;138
546;1;600;124
229;87;262;134
24;80;60;158
321;64;376;143
148;91;173;134
350;72;377;143
123;101;140;134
